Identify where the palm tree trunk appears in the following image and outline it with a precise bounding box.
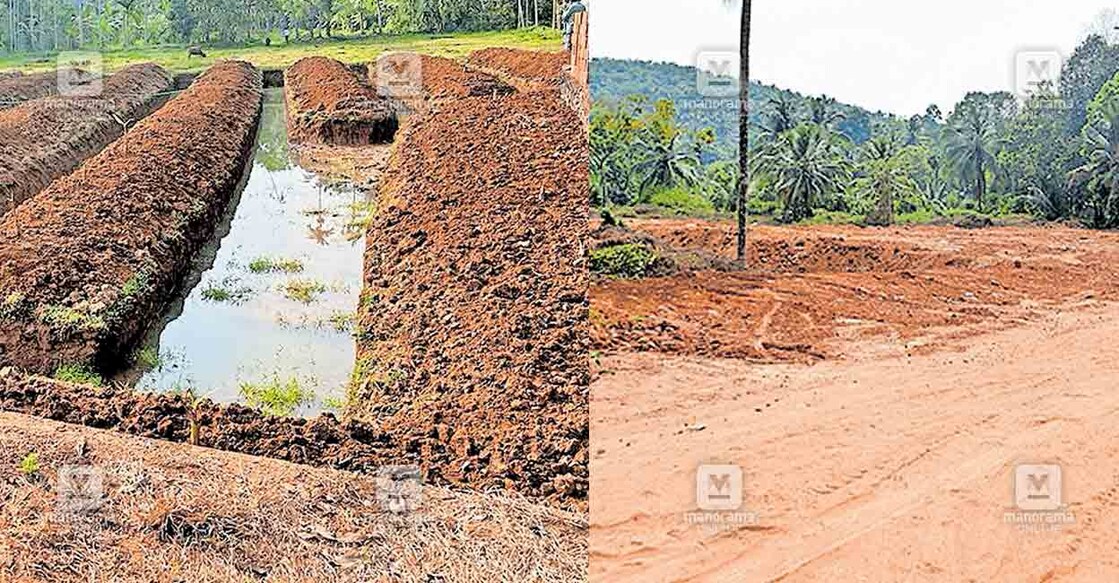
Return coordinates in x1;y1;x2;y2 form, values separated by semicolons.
736;0;752;268
975;151;985;211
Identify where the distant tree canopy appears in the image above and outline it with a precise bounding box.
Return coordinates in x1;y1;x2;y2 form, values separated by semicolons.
592;34;1119;229
0;0;558;53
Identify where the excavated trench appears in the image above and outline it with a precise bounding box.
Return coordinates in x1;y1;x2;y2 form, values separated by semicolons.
118;87;392;415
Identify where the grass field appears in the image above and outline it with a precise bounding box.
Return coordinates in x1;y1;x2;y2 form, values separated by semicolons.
0;27;561;74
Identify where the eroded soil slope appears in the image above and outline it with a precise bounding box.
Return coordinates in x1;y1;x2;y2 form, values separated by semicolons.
0;70;58;109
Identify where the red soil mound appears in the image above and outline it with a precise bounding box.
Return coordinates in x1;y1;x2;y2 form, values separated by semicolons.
0;61;263;375
284;56;396;145
369;53;514;105
468;47;569;88
0;63;172;216
354;87;589;509
0;370;412;472
0;70;57;109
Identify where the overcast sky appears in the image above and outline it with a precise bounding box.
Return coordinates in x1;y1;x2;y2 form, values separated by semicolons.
589;0;1118;116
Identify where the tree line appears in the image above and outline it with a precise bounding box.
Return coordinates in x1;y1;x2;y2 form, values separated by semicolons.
1;0;562;54
593;33;1119;229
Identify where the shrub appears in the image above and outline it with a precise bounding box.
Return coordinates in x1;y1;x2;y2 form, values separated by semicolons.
54;364;104;387
645;187;715;216
590;243;657;278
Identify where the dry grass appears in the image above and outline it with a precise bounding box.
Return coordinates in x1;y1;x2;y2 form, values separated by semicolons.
0;412;587;582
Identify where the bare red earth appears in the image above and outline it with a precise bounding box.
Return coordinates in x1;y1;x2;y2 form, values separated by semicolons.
0;61;263;375
355;63;589;510
369;53;514;105
0;70;58;109
0;63;172;216
284;56;397;145
591;218;1119;361
468;47;569;88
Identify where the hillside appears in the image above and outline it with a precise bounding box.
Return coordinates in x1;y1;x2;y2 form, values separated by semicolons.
590;57;898;148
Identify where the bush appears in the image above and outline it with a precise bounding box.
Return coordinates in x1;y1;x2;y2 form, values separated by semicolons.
645;187;715;216
590;243;657;278
800;210;866;226
54;364;104;387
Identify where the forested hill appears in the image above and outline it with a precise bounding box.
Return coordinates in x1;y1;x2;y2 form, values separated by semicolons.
590;57;897;148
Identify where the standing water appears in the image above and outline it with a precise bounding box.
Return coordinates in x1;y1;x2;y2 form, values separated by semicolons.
126;88;385;415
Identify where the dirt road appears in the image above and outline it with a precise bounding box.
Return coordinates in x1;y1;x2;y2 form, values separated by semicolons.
590;300;1119;581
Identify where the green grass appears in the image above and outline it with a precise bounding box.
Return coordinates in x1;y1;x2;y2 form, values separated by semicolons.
281;279;328;304
645;187;716;217
39;305;106;332
239;375;316;417
17;453;39;476
134;346;162;371
54;364;104;387
248;256;305;274
0;28;560;75
200;278;252;304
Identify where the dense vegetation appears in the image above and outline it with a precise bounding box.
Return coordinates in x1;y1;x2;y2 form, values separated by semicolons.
0;0;559;54
592;35;1119;229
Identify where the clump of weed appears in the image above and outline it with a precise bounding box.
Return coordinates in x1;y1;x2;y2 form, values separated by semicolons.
54;364;104;387
280;279;327;304
327;311;356;333
17;452;39;476
248;256;304;274
39;305;106;333
134;346;162;371
122;269;152;298
320;394;347;413
200;278;252;304
0;292;27;320
239;376;315;417
590;243;658;279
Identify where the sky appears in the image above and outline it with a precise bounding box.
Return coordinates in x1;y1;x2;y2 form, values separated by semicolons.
589;0;1118;116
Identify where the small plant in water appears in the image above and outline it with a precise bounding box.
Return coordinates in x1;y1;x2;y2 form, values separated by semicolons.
248;256;304;274
200;278;252;304
239;375;315;417
134;346;162;371
54;364;104;387
280;279;328;304
18;452;39;476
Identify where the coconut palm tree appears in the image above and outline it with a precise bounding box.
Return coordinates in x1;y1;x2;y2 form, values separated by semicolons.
944;102;1001;211
1070;96;1119;227
757;124;850;223
722;0;750;266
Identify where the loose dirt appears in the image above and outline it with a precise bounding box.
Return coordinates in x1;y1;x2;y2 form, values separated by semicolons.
590;303;1119;581
0;61;262;375
0;409;586;582
468;47;569;89
592;218;1119;361
0;70;58;109
285;56;397;145
354;66;589;510
370;53;515;106
0;63;172;216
